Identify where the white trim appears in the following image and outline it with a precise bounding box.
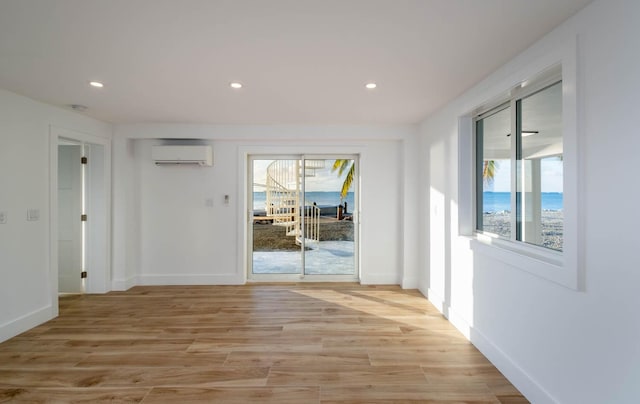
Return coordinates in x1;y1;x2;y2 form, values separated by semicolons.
240;146;364;283
425;286;559;404
426;288;448;317
469;326;559;404
469;238;578;288
458;116;474;237
458;36;581;290
249;275;360;283
401;276;418;289
48;131;59;317
49;126;112;311
360;273;400;285
111;275;137;291
137;274;244;285
0;305;54;343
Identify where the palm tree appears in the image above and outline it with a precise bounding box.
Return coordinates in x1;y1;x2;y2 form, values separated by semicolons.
483;160;497;185
334;159;495;194
331;159;354;200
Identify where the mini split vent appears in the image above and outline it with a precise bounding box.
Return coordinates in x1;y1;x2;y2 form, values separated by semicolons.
151;145;213;166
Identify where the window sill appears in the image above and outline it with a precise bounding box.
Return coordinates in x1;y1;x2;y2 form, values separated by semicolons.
468;233;578;290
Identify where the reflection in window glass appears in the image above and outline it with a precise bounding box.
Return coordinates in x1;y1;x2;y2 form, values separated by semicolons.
476;106;511;238
517;81;563;250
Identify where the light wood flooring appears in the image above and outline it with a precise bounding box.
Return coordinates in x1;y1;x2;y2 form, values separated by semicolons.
0;284;528;403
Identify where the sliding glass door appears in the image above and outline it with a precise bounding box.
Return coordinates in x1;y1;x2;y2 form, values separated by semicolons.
249;156;358;280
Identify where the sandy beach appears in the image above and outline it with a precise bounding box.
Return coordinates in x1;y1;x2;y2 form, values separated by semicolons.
252;218;356;274
254;210;563;252
482;210;563;250
253;219;354;251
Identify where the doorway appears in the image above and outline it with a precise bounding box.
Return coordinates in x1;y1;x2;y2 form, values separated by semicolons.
249;156;358;281
51;127;110;303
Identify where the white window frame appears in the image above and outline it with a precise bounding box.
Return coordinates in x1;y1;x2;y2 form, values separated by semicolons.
475;74;562;247
458;38;582;290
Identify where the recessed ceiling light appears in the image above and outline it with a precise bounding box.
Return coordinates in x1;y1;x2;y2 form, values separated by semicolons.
365;82;377;89
230;82;243;89
89;81;104;88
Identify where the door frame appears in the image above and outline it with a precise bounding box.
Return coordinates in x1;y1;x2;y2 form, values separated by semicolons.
49;126;111;314
246;153;360;282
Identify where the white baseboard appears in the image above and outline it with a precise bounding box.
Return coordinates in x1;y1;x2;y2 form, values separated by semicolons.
468;324;558;404
0;305;54;343
111;275;137;291
424;287;557;404
401;276;418;289
137;273;244;285
360;273;400;285
425;287;446;313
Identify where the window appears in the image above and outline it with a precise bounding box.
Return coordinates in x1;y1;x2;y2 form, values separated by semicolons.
460;40;580;289
475;77;563;251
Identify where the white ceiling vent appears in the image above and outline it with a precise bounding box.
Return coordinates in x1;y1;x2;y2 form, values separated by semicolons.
152;145;213;166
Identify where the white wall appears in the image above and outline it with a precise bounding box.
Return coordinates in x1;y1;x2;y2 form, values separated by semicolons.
135;139;240;284
112;125;417;287
111;137;140;290
0;89;111;342
419;0;640;402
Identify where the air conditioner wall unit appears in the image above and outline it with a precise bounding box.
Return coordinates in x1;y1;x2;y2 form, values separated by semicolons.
152;145;213;166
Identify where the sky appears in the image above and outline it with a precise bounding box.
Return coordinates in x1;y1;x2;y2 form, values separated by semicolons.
254;157;562;194
253;159;352;193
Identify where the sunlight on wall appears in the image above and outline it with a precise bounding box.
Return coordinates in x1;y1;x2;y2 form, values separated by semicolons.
429;186;445;298
426;134;476;339
449;198;475;335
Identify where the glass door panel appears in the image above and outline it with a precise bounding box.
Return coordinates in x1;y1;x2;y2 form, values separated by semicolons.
251;158;302;274
302;158;356;276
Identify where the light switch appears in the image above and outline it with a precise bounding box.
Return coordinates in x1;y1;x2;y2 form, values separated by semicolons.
0;211;6;224
27;209;39;221
224;195;230;205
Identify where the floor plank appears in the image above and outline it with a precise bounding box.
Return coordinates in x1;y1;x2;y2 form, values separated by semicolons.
320;383;499;403
267;365;428;386
141;386;319;403
0;387;150;403
0;367;269;388
75;352;229;368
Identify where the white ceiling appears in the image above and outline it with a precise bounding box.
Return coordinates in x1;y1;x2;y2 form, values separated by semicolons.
0;0;591;125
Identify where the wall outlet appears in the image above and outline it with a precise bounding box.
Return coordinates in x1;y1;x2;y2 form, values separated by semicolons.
205;198;214;207
0;211;6;224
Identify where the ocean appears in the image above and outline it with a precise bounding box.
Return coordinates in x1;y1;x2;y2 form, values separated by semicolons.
253;192;355;211
482;192;563;212
253;191;562;212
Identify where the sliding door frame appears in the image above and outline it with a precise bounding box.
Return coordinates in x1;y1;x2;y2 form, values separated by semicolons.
247;154;359;282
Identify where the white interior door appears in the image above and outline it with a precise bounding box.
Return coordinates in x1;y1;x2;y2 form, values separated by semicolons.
58;144;83;293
